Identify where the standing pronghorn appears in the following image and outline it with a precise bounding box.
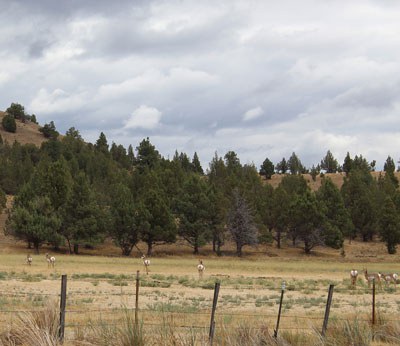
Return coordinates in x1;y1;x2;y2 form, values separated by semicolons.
380;273;398;289
364;268;382;290
350;269;358;288
26;254;33;266
141;255;150;275
197;259;205;279
45;253;56;268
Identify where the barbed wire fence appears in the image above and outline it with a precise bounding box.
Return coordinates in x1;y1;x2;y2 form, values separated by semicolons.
0;272;398;344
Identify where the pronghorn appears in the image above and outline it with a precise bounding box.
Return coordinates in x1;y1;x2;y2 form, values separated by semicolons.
380;273;398;289
364;268;382;290
26;254;33;266
197;259;205;279
141;255;150;275
45;253;56;268
350;269;358;288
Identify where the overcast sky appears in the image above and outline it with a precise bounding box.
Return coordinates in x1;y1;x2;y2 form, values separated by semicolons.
1;0;400;170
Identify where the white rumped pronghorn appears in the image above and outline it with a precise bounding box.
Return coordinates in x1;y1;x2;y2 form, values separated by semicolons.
380;273;399;289
45;253;56;268
197;260;205;279
26;254;33;266
141;255;150;275
364;268;382;290
350;269;358;288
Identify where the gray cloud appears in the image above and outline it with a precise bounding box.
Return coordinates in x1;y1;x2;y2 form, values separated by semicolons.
1;0;400;169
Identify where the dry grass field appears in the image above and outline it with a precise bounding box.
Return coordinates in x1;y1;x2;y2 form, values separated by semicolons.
1;225;400;345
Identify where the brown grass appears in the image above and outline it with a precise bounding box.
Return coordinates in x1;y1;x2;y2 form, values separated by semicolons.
0;111;47;147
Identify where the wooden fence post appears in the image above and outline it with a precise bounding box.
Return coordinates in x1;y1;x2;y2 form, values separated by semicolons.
59;274;67;343
274;281;286;338
321;284;334;337
135;270;140;329
372;278;376;325
209;282;220;346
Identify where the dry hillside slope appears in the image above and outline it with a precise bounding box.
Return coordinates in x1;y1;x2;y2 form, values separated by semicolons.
0;111;47;147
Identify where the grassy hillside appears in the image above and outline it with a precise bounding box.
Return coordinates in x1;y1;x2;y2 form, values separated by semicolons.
0;111;47;147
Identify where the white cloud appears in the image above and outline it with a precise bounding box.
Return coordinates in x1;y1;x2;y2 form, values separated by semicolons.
243;106;263;121
124;105;162;129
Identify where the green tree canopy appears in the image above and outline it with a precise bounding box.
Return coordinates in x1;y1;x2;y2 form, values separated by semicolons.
259;157;275;179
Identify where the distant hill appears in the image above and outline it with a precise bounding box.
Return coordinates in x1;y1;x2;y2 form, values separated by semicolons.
263;171;400;191
0;111;47;147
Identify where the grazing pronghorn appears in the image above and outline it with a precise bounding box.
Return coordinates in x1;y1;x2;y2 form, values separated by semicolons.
26;254;33;266
45;253;56;268
197;260;205;279
141;255;150;275
350;269;358;288
380;273;399;289
364;268;382;290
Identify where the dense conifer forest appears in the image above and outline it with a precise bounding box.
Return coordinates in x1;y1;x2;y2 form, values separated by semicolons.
1;103;400;256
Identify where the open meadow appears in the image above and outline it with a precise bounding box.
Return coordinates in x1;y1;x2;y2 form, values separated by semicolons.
0;239;400;345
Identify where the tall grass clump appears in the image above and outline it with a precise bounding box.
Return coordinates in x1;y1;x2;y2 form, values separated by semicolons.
315;318;372;346
73;307;145;346
0;301;60;346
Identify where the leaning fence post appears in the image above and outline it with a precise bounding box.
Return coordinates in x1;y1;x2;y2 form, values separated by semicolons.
59;274;67;343
274;281;286;338
209;281;220;345
321;284;334;336
372;278;376;325
135;270;140;329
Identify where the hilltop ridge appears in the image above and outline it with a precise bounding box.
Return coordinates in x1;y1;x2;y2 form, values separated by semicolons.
0;111;47;147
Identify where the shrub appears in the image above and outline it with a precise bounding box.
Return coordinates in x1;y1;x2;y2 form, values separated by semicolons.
2;114;16;133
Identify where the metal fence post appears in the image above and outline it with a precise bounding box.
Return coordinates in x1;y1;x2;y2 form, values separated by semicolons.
135;270;140;329
59;274;67;343
321;284;334;336
372;278;376;325
209;282;220;345
274;281;286;338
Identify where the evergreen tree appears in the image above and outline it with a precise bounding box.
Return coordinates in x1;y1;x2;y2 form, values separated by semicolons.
176;175;211;254
127;144;135;166
320;150;339;173
110;182;139;256
259;157;275;179
316;177;353;247
276;157;288;174
138;188;177;256
341;169;378;241
6;196;61;253
379;197;400;254
39;121;59;139
288;190;325;254
95;132;109;154
136;137;160;172
191;152;204;174
0;187;6;213
342;152;353;175
288;152;306;174
61;172;103;254
2;114;16;133
227;189;258;257
384;156;399;187
6;102;26;121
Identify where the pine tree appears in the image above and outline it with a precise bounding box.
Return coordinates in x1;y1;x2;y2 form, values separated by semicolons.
379;197;400;254
191;152;204;174
320;150;339;173
176;174;211;254
259;157;275;179
110;183;139;256
227;189;258;257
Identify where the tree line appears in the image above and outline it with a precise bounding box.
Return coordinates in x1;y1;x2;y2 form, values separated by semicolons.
1;104;400;256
